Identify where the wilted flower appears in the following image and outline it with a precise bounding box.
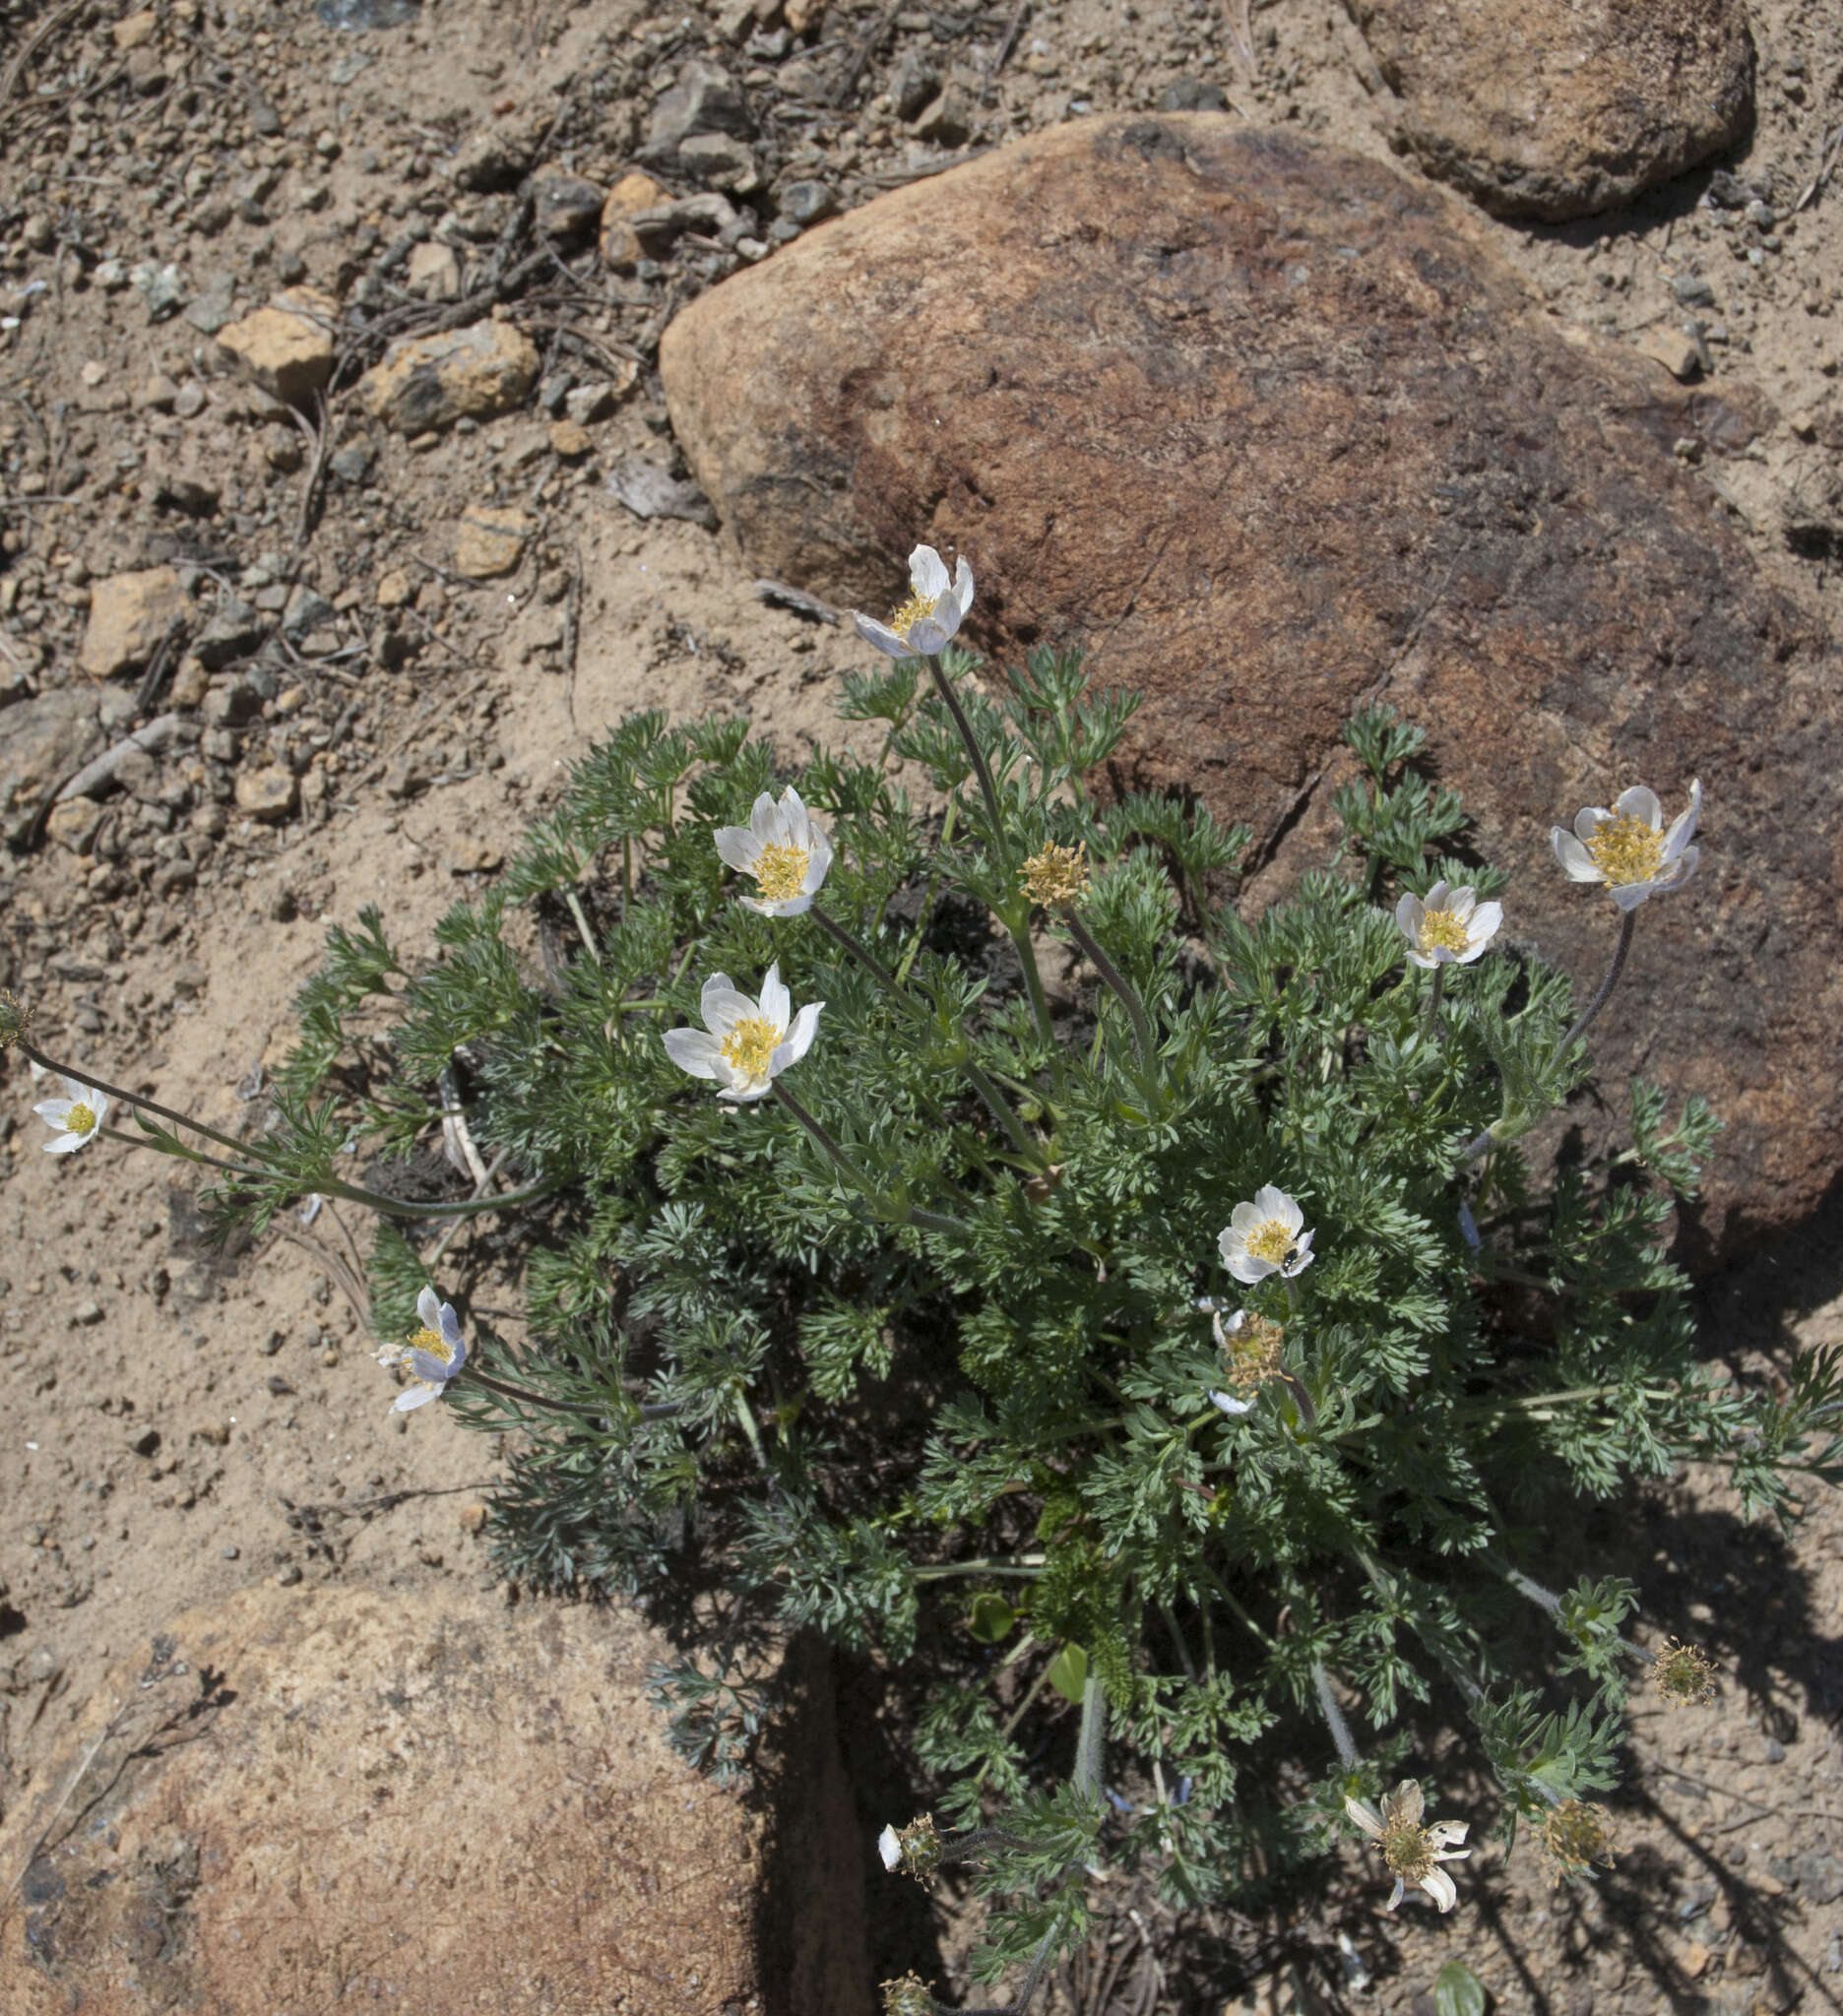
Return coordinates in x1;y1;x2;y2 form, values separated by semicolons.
1020;841;1091;907
852;543;975;659
1220;1184;1314;1285
1538;1799;1619;1884
1650;1635;1717;1708
375;1286;469;1413
1552;781;1701;910
664;964;822;1103
1346;1780;1470;1913
1394;880;1502;968
877;1813;941;1879
1208;1308;1285;1418
880;1974;936;2016
33;1076;110;1156
714;785;834;917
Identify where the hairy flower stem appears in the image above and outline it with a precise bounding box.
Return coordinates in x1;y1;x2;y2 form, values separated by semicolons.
1493;1558;1647;1661
924;656;1008;863
564;889;602;965
101;1126;274;1179
808;901;1045;1166
461;1365;606;1417
1464;909;1636;1164
1421;965;1445;1041
771;1083;971;1236
1059;908;1155;1071
1313;1662;1361;1770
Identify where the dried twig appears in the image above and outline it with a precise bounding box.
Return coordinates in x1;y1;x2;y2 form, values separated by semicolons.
754;579;840;624
1793;118;1843;215
52;711;184;804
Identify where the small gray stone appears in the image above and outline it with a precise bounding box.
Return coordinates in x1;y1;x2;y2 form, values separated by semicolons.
196;598;269;670
1158;77;1230;113
779;179;837;227
329;441;374;483
1672;273;1717;307
173;381;207;419
130;261;187;322
888;46;941;121
278;1562;303;1585
537;176;605;242
222;1544;240;1559
679;132;759;193
1762;1734;1787;1763
646;59;754;157
606;457;718;529
283;585;337;637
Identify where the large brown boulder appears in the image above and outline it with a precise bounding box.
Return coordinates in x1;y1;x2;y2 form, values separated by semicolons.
0;1579;863;2014
1346;0;1755;220
660;113;1837;1260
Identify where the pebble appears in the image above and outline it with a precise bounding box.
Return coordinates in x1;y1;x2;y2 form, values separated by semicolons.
1672;274;1717;308
278;1563;303;1585
1763;1734;1787;1763
222;1544;239;1559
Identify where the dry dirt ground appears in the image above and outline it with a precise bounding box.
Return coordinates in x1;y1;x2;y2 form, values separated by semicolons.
1;0;1840;2010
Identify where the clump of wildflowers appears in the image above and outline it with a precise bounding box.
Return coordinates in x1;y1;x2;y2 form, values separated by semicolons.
34;1076;109;1156
1651;1636;1718;1708
1538;1799;1619;1884
1345;1781;1471;1913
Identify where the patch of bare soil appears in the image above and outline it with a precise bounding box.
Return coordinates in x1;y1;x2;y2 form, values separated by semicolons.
2;0;1839;2009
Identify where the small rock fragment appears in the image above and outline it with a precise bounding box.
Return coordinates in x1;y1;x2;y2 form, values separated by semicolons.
453;506;535;578
79;567;189;679
217;287;340;406
235;768;298;822
359;320;540;433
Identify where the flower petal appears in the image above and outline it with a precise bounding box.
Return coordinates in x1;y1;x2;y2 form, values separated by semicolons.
906;613;951;655
757;963;792;1032
852;612;912;658
878;1825;902;1871
1573;807;1613;843
715;825;761;873
1394;891;1424;942
803;823;834;892
1225;1250;1275;1285
951;555;975;618
1344;1796;1383;1838
700;980;756;1035
1615;785;1662;829
719;1075;774;1102
1553;829;1602;882
1466;900;1502;949
32;1098;73;1126
438;1302;466;1352
416;1285;442;1332
1661;778;1702;863
774;1001;824;1074
1209;1389;1255;1416
909;543;950;602
393;1385;437;1412
42;1131;85;1155
782;787;812;850
1228;1201;1263;1232
664;1028;727;1079
1421;1865;1458;1914
409;1347;454;1385
1609;878;1656;913
750;791;782;846
1281;1237;1314;1278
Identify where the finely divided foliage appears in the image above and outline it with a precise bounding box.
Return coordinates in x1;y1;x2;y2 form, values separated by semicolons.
17;565;1841;2004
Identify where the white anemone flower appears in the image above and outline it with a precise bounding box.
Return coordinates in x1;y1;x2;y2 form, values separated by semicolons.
664;964;823;1103
852;543;975;659
1393;880;1502;969
1552;780;1701;911
714;786;835;917
375;1286;469;1413
1219;1184;1314;1286
1345;1780;1470;1913
34;1076;110;1155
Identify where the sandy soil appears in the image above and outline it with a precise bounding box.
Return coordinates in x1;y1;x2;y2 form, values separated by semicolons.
3;0;1840;2008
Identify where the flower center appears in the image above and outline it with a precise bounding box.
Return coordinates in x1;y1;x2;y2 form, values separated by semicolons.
1380;1818;1436;1882
66;1101;97;1136
721;1015;781;1082
889;590;937;636
1417;909;1471;957
1020;842;1091;907
1244;1220;1296;1265
409;1324;453;1367
753;841;810;904
1586;813;1666;888
1223;1313;1285;1393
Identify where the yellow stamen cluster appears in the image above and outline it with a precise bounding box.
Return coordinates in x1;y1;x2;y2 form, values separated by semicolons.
893;1813;942;1878
881;1974;935;2016
721;1015;781;1082
410;1324;454;1366
1538;1800;1618;1884
1651;1636;1717;1708
1243;1220;1296;1266
1222;1313;1286;1394
1586;813;1666;888
1380;1815;1439;1883
1417;909;1472;957
888;591;936;636
66;1101;98;1137
751;841;810;905
1020;841;1091;907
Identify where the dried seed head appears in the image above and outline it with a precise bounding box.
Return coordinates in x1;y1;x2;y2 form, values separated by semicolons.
892;1813;942;1879
881;1972;936;2016
1020;841;1091;907
1538;1799;1619;1884
1651;1635;1717;1708
1220;1311;1286;1394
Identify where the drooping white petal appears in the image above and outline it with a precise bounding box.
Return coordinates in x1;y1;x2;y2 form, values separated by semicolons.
416;1285;442;1332
1394;891;1425;943
393;1385;438;1412
1614;785;1662;829
1222;1241;1274;1287
42;1130;86;1156
909;543;951;602
906;610;953;655
1209;1389;1255;1417
802;824;834;892
852;611;912;659
409;1345;455;1385
1344;1796;1384;1839
1661;778;1701;862
1609;878;1656;913
719;1070;776;1104
782;787;812;850
438;1302;467;1354
757;963;792;1032
1464;901;1501;953
715;825;761;873
1552;829;1602;882
664;1028;727;1079
1421;1866;1458;1914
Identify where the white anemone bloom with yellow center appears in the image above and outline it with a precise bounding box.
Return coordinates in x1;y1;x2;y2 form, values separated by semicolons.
375;1286;469;1413
852;543;975;659
1552;780;1701;910
34;1076;110;1155
1345;1780;1470;1913
664;964;823;1103
1393;879;1502;969
1219;1184;1313;1286
715;786;835;917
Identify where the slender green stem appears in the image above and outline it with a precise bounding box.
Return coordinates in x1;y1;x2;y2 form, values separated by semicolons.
912;1555;1046;1582
1004;907;1057;1046
461;1365;605;1416
23;1041;254;1162
924;654;1007;861
1421;963;1445;1041
564;889;602;965
314;1172;558;1221
100;1126;273;1179
770;1081;972;1236
1060;908;1155;1069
